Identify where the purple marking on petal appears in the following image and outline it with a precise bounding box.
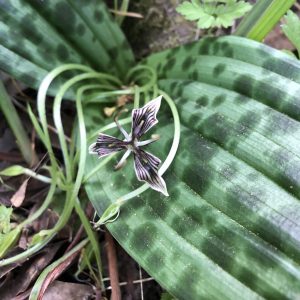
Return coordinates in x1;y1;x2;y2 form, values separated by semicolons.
89;133;127;158
133;148;168;196
131;95;162;139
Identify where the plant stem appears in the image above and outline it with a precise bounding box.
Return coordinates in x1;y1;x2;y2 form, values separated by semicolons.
0;80;38;165
235;0;296;41
105;231;121;300
74;198;104;290
115;0;130;26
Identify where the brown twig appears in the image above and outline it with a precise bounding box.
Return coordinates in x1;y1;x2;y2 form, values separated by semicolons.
294;2;300;11
105;230;121;300
109;9;143;18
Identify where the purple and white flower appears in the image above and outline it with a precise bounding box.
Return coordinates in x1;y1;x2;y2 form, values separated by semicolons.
89;96;168;196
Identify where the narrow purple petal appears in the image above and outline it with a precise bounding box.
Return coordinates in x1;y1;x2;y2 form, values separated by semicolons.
131;96;162;139
89;133;127;157
133;149;168;196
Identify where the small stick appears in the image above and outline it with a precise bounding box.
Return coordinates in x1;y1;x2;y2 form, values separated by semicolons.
109;9;143;19
105;230;121;300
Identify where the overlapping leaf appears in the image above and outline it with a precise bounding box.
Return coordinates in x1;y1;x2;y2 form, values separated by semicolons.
0;0;134;93
85;36;300;298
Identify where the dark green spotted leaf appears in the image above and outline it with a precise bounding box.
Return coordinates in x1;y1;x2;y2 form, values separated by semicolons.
0;0;134;92
85;36;300;299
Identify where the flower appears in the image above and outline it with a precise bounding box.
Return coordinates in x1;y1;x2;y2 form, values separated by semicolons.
89;96;168;196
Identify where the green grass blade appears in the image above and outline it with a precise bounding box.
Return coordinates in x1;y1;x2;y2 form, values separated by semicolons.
67;0;135;77
0;80;37;165
234;0;296;41
115;0;130;26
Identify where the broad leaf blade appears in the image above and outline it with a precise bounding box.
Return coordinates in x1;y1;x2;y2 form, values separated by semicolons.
67;0;135;77
143;35;300;84
85;36;300;298
0;0;134;92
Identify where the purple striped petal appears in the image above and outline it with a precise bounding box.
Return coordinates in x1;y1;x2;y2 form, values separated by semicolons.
131;96;162;139
133;149;168;196
89;133;127;157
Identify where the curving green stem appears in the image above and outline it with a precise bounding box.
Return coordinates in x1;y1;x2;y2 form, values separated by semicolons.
126;65;157;93
72;83;120;166
85;88;134;104
20;178;57;227
52;72;119;183
74;198;104;289
1;64;127;265
32;79;103;239
37;64;93;175
0;234;55;267
133;85;140;108
69;84;110;162
33;68;126;239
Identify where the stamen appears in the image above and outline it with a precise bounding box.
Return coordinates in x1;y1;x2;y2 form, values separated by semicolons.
114;111;131;141
115;149;132;170
136;135;160;147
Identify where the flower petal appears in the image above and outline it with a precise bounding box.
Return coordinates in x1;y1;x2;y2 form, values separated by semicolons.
89;133;127;157
133;149;168;196
131;95;162;139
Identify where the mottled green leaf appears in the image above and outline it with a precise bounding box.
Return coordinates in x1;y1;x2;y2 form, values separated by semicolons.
0;0;134;92
85;36;300;299
143;35;300;84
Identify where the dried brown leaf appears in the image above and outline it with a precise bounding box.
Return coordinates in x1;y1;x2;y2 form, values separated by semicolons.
117;95;132;107
104;106;117;117
35;244;84;300
0;243;62;300
104;95;133;117
10;179;29;207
